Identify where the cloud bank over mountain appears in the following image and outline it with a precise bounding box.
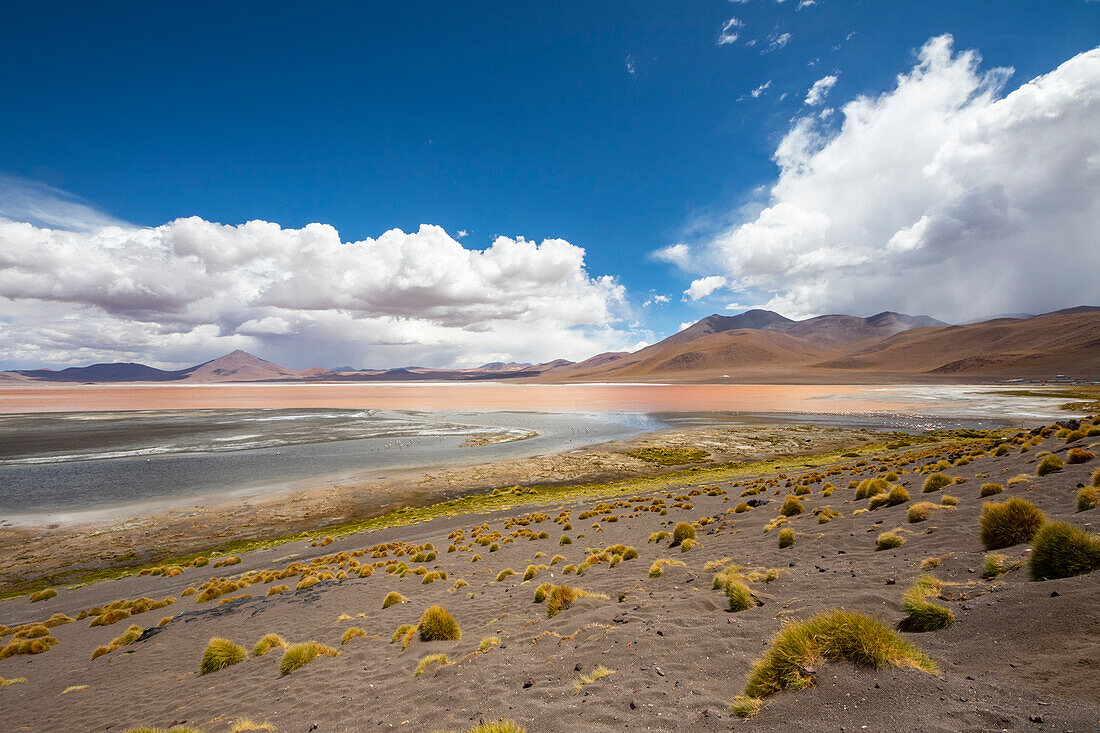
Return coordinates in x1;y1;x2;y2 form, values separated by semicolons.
0;211;638;369
666;35;1100;322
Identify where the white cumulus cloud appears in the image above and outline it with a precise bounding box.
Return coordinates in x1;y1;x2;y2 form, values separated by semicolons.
684;276;728;301
669;35;1100;322
0;197;638;369
804;74;838;105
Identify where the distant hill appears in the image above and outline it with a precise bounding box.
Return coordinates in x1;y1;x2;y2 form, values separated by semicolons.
13;362;186;382
544;308;1098;383
178;350;334;382
2;307;1096;384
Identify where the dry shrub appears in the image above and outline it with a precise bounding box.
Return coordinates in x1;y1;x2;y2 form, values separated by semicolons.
279;641;338;676
1029;521;1100;580
733;610;935;717
1067;447;1095;464
980;498;1044;550
418;606;461;642
252;633;286;657
922;473;952;493
200;638;246;675
1036;454;1063;476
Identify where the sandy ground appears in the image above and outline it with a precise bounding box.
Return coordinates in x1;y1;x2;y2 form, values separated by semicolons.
0;421;1097;732
0;423;876;591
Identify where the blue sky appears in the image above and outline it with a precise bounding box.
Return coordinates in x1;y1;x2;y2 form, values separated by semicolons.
0;2;1098;368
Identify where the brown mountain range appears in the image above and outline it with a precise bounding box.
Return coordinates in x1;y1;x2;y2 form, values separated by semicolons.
541;307;1100;383
3;307;1097;385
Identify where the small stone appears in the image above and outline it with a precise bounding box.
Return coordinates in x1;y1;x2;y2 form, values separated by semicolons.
655;667;665;677
522;678;534;688
630;699;637;710
885;578;896;585
1050;591;1060;597
1028;714;1044;723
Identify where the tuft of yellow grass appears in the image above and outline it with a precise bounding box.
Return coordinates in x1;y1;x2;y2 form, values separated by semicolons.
252;633;286;657
279;641;339;676
573;665;614;692
733;609;935;716
414;652;450;677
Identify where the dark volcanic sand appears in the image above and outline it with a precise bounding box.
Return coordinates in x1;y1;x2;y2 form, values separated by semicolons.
0;425;1097;732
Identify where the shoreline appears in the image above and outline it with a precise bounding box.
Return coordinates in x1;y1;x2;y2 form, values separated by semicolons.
0;420;918;594
0;405;1044;529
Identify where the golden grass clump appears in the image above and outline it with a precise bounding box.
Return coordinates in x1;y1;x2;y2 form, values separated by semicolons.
545;584;607;618
671;522;696;545
1036;454;1063;476
920;556;941;570
199;637;247;675
777;528;795;548
573;665;614;692
979;483;1004;498
392;624;418;650
1067;447;1094;464
89;608;131;627
922;473;952;493
648;558;685;578
725;578;756;612
733;609;935;716
279;641;339;676
1029;521;1100;580
869;485;909;510
906;501;938;523
91;624;145;659
982;553;1022;579
29;588;57;603
296;576;320;591
1092;465;1100;487
267;584;289;596
729;695;763;718
477;635;502;653
418;605;462;642
1076;486;1099;512
980;498;1045;550
779;496;804;517
252;633;286;657
382;591;409;609
414;652;450;677
901;577;954;632
876;531;905;551
495;568;516;582
342;627;367;644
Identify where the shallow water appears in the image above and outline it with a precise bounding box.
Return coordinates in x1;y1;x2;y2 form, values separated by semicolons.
0;409;660;520
0;382;1076;522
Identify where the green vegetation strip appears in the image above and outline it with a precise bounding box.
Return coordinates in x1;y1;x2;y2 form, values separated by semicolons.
4;431;992;599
